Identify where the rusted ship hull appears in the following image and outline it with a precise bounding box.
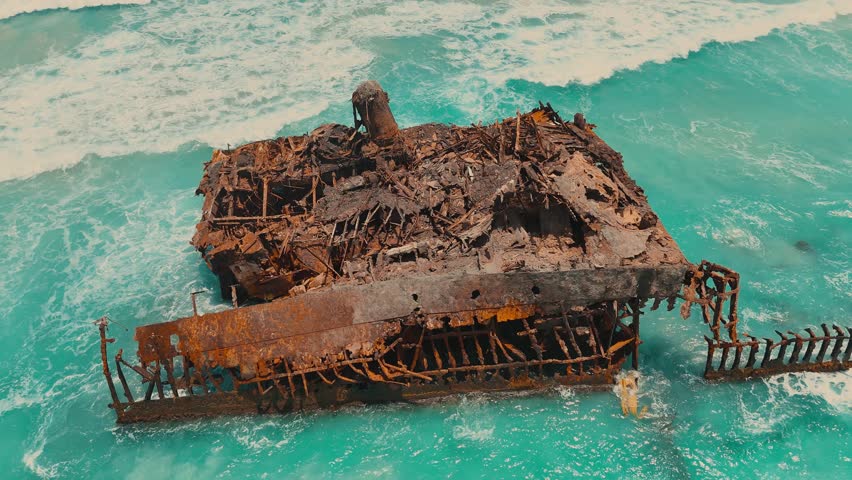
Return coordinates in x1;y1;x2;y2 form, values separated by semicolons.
98;263;851;424
97;81;694;423
96;82;849;424
108;339;628;424
100;266;684;423
110;367;625;424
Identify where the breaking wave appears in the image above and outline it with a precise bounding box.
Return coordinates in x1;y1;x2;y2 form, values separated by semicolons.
0;0;849;182
766;371;852;413
738;371;852;436
0;0;151;21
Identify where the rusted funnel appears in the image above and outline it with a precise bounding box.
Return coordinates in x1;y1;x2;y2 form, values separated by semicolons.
352;80;399;140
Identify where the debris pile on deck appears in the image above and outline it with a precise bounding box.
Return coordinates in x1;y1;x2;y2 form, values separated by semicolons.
191;80;683;303
96;81;850;424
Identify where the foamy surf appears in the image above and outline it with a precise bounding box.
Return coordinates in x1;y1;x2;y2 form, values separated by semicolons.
0;0;849;183
461;0;852;87
766;371;852;413
0;0;150;21
737;370;852;437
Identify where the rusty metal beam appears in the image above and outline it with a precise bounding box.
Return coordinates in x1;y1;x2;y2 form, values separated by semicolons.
136;266;686;373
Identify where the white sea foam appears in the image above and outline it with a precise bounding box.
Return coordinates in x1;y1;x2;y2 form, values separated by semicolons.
445;0;851;86
766;371;852;412
22;440;56;479
0;373;45;416
738;371;852;435
681;117;840;188
767;371;852;413
124;453;223;480
828;209;852;218
447;394;497;442
824;271;851;297
0;0;849;182
0;0;150;21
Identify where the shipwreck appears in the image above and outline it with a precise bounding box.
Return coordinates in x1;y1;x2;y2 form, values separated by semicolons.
98;81;851;423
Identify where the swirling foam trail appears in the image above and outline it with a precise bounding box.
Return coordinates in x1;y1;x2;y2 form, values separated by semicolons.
0;0;151;20
0;0;849;182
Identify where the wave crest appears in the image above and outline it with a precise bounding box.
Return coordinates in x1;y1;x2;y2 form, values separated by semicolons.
0;0;151;21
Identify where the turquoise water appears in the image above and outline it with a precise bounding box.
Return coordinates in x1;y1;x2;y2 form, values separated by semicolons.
0;1;850;478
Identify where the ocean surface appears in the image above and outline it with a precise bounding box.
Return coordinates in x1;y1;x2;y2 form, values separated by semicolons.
0;1;850;478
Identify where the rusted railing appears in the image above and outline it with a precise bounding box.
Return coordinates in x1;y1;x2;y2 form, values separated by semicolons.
683;261;851;380
703;325;851;380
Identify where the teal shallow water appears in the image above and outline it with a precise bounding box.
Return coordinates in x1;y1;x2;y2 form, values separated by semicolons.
0;2;850;478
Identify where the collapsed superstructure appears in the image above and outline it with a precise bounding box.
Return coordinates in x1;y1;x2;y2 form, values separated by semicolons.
98;82;850;423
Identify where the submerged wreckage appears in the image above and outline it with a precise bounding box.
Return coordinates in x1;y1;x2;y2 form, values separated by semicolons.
98;81;851;423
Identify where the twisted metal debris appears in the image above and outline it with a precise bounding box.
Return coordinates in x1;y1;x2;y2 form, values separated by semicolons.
190;83;683;303
681;261;851;380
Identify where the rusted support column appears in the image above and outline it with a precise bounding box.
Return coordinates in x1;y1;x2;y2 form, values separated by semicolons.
472;332;486;365
430;338;443;369
163;359;179;398
727;274;740;341
830;325;845;361
760;339;775;368
631;302;640;370
487;324;499;365
816;324;832;362
718;345;730;372
704;336;715;377
153;362;165;400
555;328;572;360
521;318;544;377
262;178;269;218
802;328;817;362
844;327;852;363
744;335;759;369
144;380;155;401
456;334;471;366
731;342;743;370
440;325;458;370
352;80;399;141
562;317;582;359
97;317;122;409
788;331;804;364
114;350;134;403
283;361;297;400
182;357;193;396
775;331;789;364
711;279;725;343
408;326;426;371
